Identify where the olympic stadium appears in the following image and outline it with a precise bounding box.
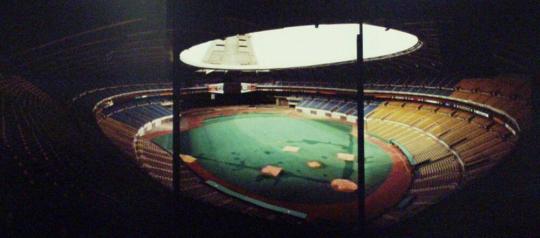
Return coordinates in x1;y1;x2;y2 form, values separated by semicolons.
0;1;537;237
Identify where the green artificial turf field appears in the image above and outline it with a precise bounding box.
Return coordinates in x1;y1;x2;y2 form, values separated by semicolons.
153;113;392;204
364;136;393;195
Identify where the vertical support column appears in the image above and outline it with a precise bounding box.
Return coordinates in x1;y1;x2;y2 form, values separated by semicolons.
357;22;366;232
172;74;181;195
170;0;181;196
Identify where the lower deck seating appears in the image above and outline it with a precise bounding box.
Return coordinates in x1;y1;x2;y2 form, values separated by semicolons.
364;101;382;115
109;103;171;129
297;97;358;116
366;100;517;226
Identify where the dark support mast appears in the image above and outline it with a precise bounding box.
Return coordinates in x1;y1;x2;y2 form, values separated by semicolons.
172;72;182;196
171;0;181;196
357;22;366;232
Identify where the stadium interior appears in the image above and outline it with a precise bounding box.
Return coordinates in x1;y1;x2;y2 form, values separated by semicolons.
0;1;537;237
